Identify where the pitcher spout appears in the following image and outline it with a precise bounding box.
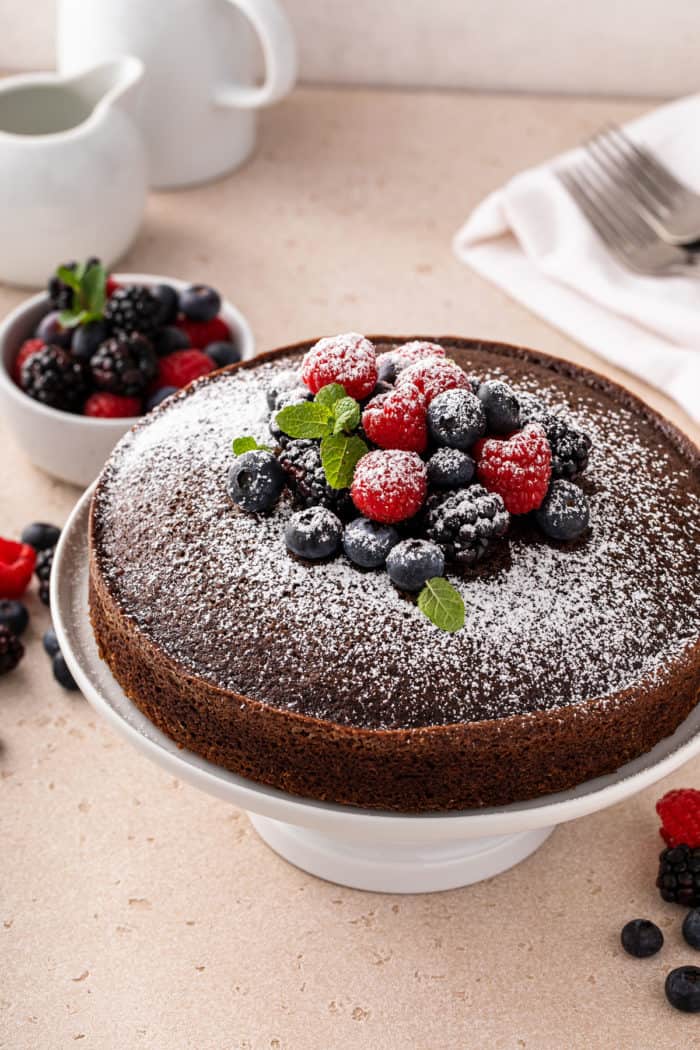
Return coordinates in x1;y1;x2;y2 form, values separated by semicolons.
69;56;144;119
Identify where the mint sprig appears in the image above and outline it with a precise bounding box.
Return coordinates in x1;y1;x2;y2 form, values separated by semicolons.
232;436;271;455
275;401;334;439
417;577;465;632
275;383;368;488
320;433;368;489
57;259;107;328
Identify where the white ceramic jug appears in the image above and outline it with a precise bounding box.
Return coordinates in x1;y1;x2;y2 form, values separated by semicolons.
0;57;146;288
57;0;298;189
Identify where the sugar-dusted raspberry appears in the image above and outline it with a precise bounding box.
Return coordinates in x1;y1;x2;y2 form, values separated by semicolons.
301;333;377;400
176;315;231;349
156;349;214;390
657;789;700;849
396;356;470;404
475;423;552;515
382;340;446;376
351;449;427;524
361;383;428;453
12;339;44;384
84;392;143;418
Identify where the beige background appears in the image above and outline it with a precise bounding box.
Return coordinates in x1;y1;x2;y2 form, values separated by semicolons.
2;85;700;1048
1;0;699;96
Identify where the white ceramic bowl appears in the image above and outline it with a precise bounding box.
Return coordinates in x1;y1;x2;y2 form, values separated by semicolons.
0;273;255;488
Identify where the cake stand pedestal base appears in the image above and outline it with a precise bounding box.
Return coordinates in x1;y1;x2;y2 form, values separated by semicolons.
249;814;554;893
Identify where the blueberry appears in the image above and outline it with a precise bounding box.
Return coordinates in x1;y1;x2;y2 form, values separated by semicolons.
228;450;285;513
342;517;399;568
146;386;178;412
153;326;190;356
0;600;29;636
665;966;700;1012
266;369;302;411
35;310;72;349
43;626;60;657
285;507;342;560
205;341;241;368
426;448;475;488
620;919;663;958
477;379;520;434
179;284;221;322
72;320;109;362
152;283;179;326
21;522;60;551
427;389;486;450
386;539;444;592
52;652;79;691
535;480;590;540
683;909;700;950
377;354;397;384
275;386;313;412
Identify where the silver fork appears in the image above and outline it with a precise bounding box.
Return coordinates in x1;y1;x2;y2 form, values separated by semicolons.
556;162;699;277
585;126;700;246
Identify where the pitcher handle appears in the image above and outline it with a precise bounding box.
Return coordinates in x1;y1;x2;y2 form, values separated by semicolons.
214;0;297;109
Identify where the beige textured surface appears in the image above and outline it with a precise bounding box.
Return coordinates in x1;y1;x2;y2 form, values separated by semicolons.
2;87;700;1050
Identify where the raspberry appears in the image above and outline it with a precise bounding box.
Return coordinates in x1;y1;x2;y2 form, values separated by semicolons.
378;341;446;378
106;276;121;297
12;339;44;383
361;384;428;453
84;392;142;418
657;789;700;849
156;349;213;390
301;333;377;400
396;357;470;405
351;449;427;524
176;315;231;349
0;538;36;599
475;423;552;515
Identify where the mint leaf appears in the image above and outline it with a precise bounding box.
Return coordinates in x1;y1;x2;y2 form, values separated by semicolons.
59;308;89;328
56;265;81;293
332;396;360;435
417;578;465;633
82;262;106;317
320;433;367;489
276;401;332;440
232;436;271;455
314;383;346;409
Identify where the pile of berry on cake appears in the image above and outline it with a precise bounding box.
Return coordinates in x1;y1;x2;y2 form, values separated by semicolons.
229;333;592;631
13;258;240;418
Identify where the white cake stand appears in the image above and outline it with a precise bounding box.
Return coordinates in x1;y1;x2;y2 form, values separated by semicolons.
52;488;700;894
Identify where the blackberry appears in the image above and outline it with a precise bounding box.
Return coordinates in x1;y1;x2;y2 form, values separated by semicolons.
518;395;591;479
47;257;100;311
104;285;161;338
423;485;510;566
90;334;157;397
39;579;51;607
20;346;86;412
0;625;24;675
278;440;353;518
35;546;55;583
657;844;700;906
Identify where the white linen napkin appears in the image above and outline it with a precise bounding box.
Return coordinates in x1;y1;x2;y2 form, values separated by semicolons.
453;95;700;421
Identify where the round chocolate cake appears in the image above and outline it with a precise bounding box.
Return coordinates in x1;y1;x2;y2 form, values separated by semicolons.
89;337;700;811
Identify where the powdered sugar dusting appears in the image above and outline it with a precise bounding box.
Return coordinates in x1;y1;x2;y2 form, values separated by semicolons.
92;345;700;731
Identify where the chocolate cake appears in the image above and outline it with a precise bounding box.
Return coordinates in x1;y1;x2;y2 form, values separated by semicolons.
88;337;700;811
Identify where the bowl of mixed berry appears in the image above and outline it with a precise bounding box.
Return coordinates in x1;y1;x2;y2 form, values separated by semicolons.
0;258;254;487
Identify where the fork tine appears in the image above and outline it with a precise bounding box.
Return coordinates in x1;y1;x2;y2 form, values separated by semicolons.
586;134;671;220
557;168;632;262
605;125;681;200
573;162;653;248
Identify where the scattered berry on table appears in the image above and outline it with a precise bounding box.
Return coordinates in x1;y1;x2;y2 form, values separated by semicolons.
43;626;60;657
153;325;190;356
0;624;23;675
0;538;37;599
351;449;427;524
396;356;470;404
178;284;221;323
620;919;663;958
104;284;161;338
266;369;302;411
156;348;214;390
146;386;178;412
20;522;60;551
151;283;179;326
535;480;590;541
362;384;428;453
205;341;241;368
0;599;28;636
84;392;143;419
386;538;445;593
475;423;552;515
176;315;231;349
35;311;72;349
301;333;378;401
342;517;399;569
285;506;343;560
519;397;592;479
427;388;486;450
39;579;50;606
657;844;700;906
278;440;353;517
426;448;475;489
34;546;54;583
20;346;87;412
228;450;285;514
665;966;700;1013
12;339;45;383
72;320;109;363
52;652;79;691
683;909;700;950
90;334;157;397
657;789;700;848
477;379;521;434
423;485;510;566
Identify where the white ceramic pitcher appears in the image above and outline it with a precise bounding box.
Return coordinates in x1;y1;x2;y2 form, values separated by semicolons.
0;57;146;287
57;0;298;189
